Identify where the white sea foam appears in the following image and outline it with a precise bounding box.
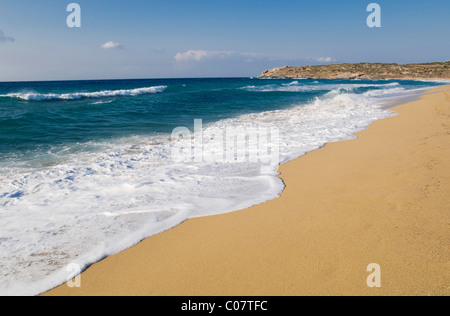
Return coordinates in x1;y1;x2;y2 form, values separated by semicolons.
0;82;432;296
0;86;167;101
90;100;115;105
242;81;400;92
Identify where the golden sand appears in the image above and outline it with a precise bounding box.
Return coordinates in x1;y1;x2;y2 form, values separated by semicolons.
45;86;450;296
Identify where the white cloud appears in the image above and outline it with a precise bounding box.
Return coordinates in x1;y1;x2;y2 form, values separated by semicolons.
314;57;336;63
175;50;234;62
173;50;338;69
175;50;337;65
101;41;124;50
0;30;15;44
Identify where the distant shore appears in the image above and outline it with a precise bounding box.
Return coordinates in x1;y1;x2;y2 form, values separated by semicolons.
44;85;450;296
258;62;450;80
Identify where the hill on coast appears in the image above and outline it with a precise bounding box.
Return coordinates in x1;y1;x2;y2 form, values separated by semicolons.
258;62;450;80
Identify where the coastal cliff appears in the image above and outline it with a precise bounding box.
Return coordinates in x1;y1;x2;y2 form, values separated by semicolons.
258;62;450;80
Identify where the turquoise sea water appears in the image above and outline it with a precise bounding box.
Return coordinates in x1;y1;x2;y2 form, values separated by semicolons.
0;77;446;295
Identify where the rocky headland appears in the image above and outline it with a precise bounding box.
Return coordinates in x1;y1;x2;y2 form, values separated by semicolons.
258;62;450;80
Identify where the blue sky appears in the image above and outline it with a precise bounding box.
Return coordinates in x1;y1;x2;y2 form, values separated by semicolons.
0;0;449;81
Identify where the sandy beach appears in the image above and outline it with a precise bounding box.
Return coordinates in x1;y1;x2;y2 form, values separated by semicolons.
44;85;450;296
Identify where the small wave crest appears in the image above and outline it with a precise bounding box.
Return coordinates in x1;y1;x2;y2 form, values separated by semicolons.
242;82;400;93
0;86;167;101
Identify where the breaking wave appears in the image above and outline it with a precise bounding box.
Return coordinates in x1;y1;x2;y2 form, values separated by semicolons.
0;86;167;101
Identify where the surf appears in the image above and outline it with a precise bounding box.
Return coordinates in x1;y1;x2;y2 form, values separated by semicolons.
0;86;167;101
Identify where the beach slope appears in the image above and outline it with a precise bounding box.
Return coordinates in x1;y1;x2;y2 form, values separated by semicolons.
45;86;450;296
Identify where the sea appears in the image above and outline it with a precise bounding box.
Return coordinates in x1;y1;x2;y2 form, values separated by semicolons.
0;77;446;295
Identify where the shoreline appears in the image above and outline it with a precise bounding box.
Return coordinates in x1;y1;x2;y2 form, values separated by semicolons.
44;85;449;296
382;86;450;109
259;77;450;81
